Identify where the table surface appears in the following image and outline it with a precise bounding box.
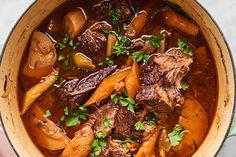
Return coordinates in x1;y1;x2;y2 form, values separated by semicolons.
0;0;235;157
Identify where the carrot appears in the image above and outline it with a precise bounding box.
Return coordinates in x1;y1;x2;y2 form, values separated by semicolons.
162;7;199;36
85;67;131;105
136;128;161;157
125;61;140;98
121;56;133;69
125;11;147;39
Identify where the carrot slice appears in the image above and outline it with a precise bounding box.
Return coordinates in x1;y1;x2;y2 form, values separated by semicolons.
125;61;140;98
162;7;199;36
85;68;131;105
125;11;147;39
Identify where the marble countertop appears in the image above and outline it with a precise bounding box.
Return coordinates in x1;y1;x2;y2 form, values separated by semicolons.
0;0;235;157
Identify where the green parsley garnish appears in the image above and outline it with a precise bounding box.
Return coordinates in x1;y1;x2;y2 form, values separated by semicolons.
110;93;119;104
109;9;123;24
90;132;107;157
119;138;133;144
58;54;65;61
180;82;189;91
62;106;89;127
103;117;112;128
123;23;128;30
98;57;114;67
178;39;193;56
120;96;136;113
132;51;150;63
113;36;131;56
148;34;164;48
66;116;79;127
102;28;111;34
168;124;185;146
96;131;107;139
45;109;52;117
57;34;70;50
134;121;145;131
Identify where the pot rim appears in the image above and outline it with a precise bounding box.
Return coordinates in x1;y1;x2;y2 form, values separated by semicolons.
0;1;235;157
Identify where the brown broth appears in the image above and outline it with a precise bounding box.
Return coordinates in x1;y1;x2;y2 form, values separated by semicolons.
18;0;218;156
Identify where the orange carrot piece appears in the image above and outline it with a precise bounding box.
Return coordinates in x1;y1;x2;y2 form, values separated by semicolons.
85;68;131;105
162;7;199;36
125;11;147;39
125;61;140;98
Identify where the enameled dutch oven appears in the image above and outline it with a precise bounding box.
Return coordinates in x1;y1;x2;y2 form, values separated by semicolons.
0;0;235;156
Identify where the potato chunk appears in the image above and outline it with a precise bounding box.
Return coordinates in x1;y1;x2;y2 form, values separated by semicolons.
174;97;208;156
26;105;70;150
61;125;94;157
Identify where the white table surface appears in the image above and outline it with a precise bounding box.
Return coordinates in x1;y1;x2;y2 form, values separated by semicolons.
0;0;236;157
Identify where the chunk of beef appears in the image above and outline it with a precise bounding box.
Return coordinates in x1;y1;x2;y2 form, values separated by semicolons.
136;49;193;110
99;138;139;157
93;0;132;22
114;106;143;140
58;66;117;108
78;21;112;57
94;102;118;134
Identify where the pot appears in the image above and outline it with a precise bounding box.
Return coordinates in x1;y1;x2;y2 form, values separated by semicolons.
0;0;235;156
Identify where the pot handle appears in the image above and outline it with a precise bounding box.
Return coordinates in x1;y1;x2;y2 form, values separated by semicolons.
228;110;236;137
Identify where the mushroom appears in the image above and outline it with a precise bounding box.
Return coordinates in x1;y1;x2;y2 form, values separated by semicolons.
23;31;57;78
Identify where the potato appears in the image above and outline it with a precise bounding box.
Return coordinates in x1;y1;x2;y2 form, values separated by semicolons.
21;69;58;115
61;125;94;157
26;105;70;150
174;97;208;157
72;53;95;69
64;8;87;38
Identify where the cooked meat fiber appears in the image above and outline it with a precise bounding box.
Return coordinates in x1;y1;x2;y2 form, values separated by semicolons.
79;21;112;57
58;66;116;108
136;49;193;110
114;106;143;140
99;138;137;157
94;102;118;134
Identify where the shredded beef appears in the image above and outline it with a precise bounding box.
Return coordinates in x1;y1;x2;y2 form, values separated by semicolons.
136;49;193;110
58;66;117;108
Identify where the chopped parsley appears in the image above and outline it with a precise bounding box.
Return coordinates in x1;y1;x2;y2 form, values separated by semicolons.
102;28;111;34
45;109;52;117
90;132;107;157
119;138;133;144
61;106;89;127
180;82;189;91
168;124;185;146
110;93;119;105
134;121;145;131
113;36;131;56
178;39;193;57
58;54;65;61
98;57;114;67
148;34;164;48
132;51;150;63
57;34;70;50
109;9;123;24
120;96;136;113
103;117;112;128
123;23;128;30
53;79;66;88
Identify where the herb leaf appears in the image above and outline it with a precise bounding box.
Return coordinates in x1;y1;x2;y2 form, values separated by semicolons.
103;118;112;128
90;132;107;157
132;51;150;63
57;34;69;50
146;112;158;128
45;109;52;117
109;9;123;24
98;57;114;67
58;54;65;61
178;39;193;56
65;116;79;127
134;121;145;131
113;36;131;56
110;94;119;104
168;124;185;146
148;35;164;48
180;82;189;91
120;96;136;113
